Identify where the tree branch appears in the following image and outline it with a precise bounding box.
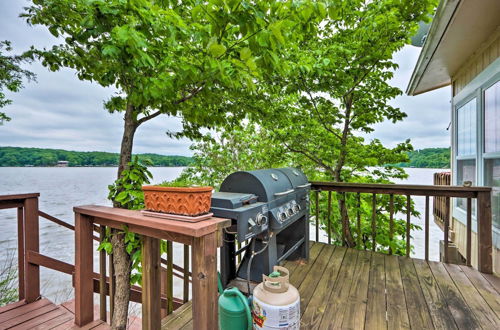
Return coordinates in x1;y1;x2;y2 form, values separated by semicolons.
136;84;205;126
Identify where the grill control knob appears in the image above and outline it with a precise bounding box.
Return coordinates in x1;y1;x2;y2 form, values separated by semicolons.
256;213;267;226
287;208;294;217
293;204;301;213
279;212;287;222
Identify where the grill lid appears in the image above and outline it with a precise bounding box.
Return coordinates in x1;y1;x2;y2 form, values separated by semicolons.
219;168;307;202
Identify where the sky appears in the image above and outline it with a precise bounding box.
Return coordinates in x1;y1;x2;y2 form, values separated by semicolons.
0;0;451;157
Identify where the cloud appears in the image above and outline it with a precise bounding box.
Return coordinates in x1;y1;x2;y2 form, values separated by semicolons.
0;1;451;157
366;46;452;149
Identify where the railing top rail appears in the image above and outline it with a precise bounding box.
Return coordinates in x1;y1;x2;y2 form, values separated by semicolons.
310;181;492;198
74;205;230;238
0;193;40;201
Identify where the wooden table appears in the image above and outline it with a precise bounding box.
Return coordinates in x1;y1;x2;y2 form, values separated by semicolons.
73;205;230;329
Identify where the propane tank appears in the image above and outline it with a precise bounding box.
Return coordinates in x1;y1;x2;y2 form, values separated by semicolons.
252;266;300;329
219;287;252;330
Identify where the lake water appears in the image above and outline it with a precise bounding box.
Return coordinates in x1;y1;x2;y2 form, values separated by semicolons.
0;167;448;304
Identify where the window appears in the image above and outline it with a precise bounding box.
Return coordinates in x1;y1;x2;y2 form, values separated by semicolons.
484;80;500;229
485;159;500;229
457;98;476;156
457;159;476;210
485;81;500;153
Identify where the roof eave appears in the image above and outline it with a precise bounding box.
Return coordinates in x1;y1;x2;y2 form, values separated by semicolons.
406;0;461;96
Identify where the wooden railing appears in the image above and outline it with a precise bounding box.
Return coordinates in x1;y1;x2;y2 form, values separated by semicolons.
309;182;493;273
433;172;451;230
74;205;230;329
0;193;40;303
1;193;226;329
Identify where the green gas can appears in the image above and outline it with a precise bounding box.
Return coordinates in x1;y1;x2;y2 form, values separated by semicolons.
218;287;252;330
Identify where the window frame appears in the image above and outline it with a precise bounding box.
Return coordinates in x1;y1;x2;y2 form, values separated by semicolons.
452;58;500;247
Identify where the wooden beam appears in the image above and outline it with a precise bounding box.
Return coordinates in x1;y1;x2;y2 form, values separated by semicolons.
74;213;94;326
23;197;40;303
17;207;24;300
26;251;74;275
310;181;488;198
192;232;218;330
142;236;161;329
0;193;40;201
0;201;23;210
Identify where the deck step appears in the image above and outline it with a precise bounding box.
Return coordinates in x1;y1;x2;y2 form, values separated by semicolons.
162;301;193;330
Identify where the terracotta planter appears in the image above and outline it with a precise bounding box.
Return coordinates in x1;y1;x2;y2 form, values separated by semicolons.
142;185;213;216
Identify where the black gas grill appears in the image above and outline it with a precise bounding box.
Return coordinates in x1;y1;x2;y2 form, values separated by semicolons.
211;168;310;285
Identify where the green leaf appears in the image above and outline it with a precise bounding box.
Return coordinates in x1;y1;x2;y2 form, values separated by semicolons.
115;190;129;202
240;47;251;61
208;42;226;57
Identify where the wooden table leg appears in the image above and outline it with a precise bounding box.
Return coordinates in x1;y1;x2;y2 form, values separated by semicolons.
75;213;94;326
192;232;218;330
477;191;493;274
142;236;161;329
23;197;39;303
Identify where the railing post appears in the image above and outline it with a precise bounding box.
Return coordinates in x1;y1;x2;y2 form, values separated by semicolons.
476;191;493;274
75;212;94;326
192;232;218;330
183;244;190;303
23;196;40;303
142;236;161;329
17;207;25;300
99;225;107;322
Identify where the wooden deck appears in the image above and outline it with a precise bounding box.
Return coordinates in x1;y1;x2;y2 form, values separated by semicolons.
164;242;500;329
0;298;109;330
2;241;499;329
0;298;145;329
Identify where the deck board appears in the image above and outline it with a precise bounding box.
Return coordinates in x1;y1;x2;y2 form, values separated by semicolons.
428;261;481;329
365;252;387;329
3;242;499;330
444;263;499;328
342;249;372;330
399;256;434;329
459;265;500;318
413;259;457;329
296;243;335;313
319;248;359;329
300;246;346;329
385;255;410;329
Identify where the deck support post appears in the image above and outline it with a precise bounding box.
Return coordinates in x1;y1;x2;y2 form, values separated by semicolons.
75;213;94;326
23;197;39;303
142;236;161;329
192;232;218;330
477;192;493;274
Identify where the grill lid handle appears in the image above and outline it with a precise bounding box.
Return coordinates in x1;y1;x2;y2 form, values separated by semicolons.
274;189;294;197
297;183;311;188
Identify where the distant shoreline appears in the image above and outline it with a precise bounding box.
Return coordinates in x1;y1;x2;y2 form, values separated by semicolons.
0;146;193;167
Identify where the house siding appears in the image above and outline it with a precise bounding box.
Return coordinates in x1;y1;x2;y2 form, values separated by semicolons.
453;29;500;96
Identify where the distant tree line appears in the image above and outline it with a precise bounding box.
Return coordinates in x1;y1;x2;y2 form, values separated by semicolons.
389;148;450;169
0;147;192;167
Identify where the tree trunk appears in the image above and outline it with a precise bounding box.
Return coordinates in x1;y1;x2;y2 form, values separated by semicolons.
110;231;132;330
333;97;355;247
111;104;137;329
